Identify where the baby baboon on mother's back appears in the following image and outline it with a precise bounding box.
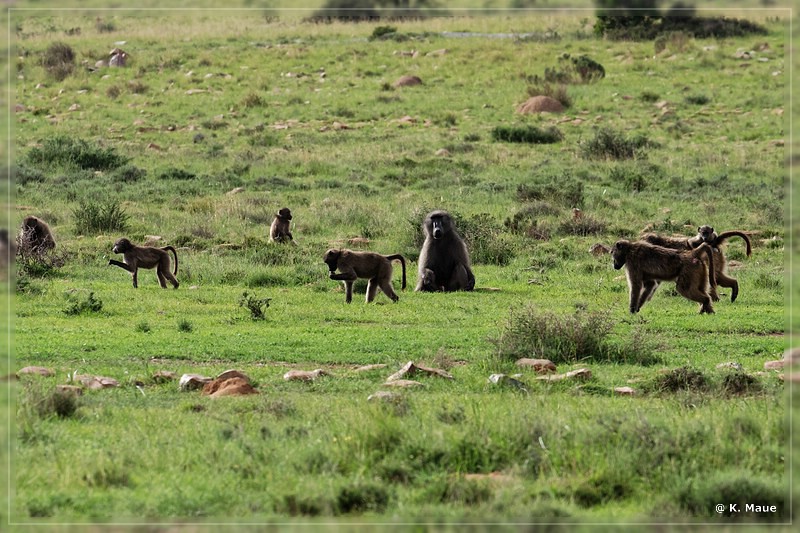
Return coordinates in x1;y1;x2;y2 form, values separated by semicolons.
324;248;406;303
416;210;475;292
611;239;717;314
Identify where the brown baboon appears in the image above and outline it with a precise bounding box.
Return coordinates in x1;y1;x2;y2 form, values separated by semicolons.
416;210;475;292
0;229;17;275
109;237;179;289
18;215;56;255
269;207;294;244
643;225;751;302
611;239;717;314
323;248;406;303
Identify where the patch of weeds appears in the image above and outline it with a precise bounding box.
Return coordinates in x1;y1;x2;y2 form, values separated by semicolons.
640;91;660;103
377;460;413;485
177;319;193;333
436;405;466;425
720;372;762;396
25;135;129;171
73;200;129;235
573;471;633;507
41;42;75;81
491;125;562;144
106;85;121;99
238;290;271;320
95;19;116;32
753;272;783;291
242;92;265;108
684;94;710;105
135;321;151;333
63;290;103;315
158;167;196;180
608;162;664;193
526;82;571;107
369;25;398;41
580;128;655;160
280;493;332;516
517;174;584;208
336;482;390;514
675;471;785;519
458;213;517;266
557;214;607;236
524;53;605;86
15;164;46;185
504;202;560;234
110;164;146;183
647;366;708;394
427;476;493;505
128;80;148;94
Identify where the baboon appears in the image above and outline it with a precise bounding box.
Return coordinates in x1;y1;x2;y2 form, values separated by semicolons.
18;215;56;255
323;248;406;303
610;239;717;314
642;225;751;302
0;229;17;274
415;210;475;292
269;207;294;244
108;237;179;289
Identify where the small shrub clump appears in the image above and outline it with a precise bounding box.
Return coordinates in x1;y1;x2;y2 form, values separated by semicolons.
491;125;562;144
239;291;272;320
41;42;75;81
25;135;130;171
580;128;654;160
647;366;708;393
457;213;517;266
64;291;103;315
516;175;584;208
72;200;129;235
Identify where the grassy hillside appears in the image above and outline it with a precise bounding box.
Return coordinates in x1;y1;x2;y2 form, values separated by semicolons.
4;8;792;525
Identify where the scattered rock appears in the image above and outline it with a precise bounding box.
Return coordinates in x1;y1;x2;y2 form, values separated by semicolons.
283;369;329;382
17;366;55;378
716;362;743;371
143;235;162;246
152;370;177;383
367;390;402;402
589;243;610;256
382;379;426;388
75;375;119;390
516;95;564;114
435;148;451;157
613;386;635;396
488;373;528;391
216;369;251;382
68;104;81;112
386;361;454;382
764;360;784;370
179;373;213;391
203;376;258;397
515;358;556;374
537;368;592;382
353;364;388;373
393;75;422;88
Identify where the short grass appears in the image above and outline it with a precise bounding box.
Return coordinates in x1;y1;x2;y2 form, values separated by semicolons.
4;7;793;526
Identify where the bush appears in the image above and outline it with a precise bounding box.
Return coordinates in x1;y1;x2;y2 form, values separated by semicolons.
457;213;517;266
676;471;786;519
336;482;389;514
110;164;146;183
239;291;271;320
646;366;708;393
18;380;79;420
25;135;130;171
491;125;562;144
64;291;103;315
41;42;75;81
580;128;654;160
516;175;584;208
158;167;196;180
72;200;129;235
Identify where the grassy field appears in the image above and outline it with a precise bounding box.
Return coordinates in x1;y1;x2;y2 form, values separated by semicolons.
2;5;794;527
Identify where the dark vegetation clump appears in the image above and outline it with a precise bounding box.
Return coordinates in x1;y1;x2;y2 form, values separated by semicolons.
19;381;80;420
491;125;562;144
110;164;146;183
516;174;584;208
675;471;786;519
572;471;633;507
594;0;767;41
504;202;561;235
557;214;607;236
580;128;655;160
72;200;129;235
524;53;605;86
25;135;129;171
336;482;390;514
457;213;516;266
238;290;272;320
648;366;708;393
41;42;75;81
158;167;197;180
63;290;103;315
491;305;659;365
720;371;762;396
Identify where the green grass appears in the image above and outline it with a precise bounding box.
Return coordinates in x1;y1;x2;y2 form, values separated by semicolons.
4;7;793;526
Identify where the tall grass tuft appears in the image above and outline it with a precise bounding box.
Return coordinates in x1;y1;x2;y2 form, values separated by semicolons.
41;42;75;81
72;200;129;235
580;128;654;160
25;135;129;171
491;125;562;144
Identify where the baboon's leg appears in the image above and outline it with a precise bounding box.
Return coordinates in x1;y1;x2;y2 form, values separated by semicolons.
157;269;168;288
344;281;354;304
131;269;139;288
445;264;470;292
626;273;643;313
637;280;660;310
715;271;739;302
165;271;179;289
676;274;714;314
366;278;380;303
108;259;134;272
379;279;399;302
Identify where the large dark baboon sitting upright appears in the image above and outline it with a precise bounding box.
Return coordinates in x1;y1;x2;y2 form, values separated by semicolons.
611;239;717;314
642;225;751;302
415;210;475;292
18;215;56;255
323;248;406;303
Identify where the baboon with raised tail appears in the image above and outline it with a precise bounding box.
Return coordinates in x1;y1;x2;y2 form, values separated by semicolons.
109;237;179;289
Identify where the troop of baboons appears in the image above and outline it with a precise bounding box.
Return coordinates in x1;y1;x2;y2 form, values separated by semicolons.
4;209;755;316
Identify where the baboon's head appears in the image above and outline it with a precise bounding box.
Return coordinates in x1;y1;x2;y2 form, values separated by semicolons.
323;249;340;272
277;207;292;221
698;225;715;243
610;240;629;270
112;238;133;254
425;210;451;240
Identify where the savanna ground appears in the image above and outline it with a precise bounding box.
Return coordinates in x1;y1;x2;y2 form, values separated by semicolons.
0;2;797;529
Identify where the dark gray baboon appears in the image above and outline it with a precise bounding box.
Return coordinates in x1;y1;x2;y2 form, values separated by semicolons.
269;207;294;244
642;225;751;302
323;248;406;303
109;237;179;289
0;229;17;274
415;210;475;292
611;239;717;314
18;215;56;255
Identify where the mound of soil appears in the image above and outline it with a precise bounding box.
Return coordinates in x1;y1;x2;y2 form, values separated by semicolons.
393;75;422;88
516;96;565;114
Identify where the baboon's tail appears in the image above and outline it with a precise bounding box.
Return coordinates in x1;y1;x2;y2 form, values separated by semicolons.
162;246;179;275
696;244;716;288
385;254;407;290
715;231;752;257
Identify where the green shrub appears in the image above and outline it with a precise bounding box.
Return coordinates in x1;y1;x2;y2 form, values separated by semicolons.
18;380;79;420
557;214;607;236
491;125;562;144
158;167;196;180
335;482;389;514
238;290;271;320
646;366;708;393
580;128;654;160
456;213;517;266
64;291;103;315
177;319;193;332
676;471;786;519
516;175;584;208
41;42;75;81
25;135;130;171
110;164;146;183
72;200;129;235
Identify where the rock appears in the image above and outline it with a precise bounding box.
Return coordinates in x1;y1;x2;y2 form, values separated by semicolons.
435;148;451;157
393;75;422;88
283;369;328;382
613;386;635;396
382;379;426;388
764;360;784;370
179;373;213;391
75;375;119;389
215;369;251;383
716;362;743;371
226;187;245;195
152;370;177;383
515;358;557;374
784;347;800;365
17;366;55;377
516;96;564;114
143;235;162;246
353;364;388;373
589;243;611;256
537;368;592;382
386;361;454;382
204;377;258;397
367;391;402;402
488;373;528;391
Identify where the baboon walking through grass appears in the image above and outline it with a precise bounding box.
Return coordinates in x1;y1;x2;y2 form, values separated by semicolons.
109;237;179;289
323;248;406;303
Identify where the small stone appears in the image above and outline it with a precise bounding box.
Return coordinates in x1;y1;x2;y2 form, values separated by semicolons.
613;386;635;396
515;358;557;374
764;360;784;370
353;364;388;373
179;373;213;391
382;379;426;388
716;362;743;371
367;391;401;402
17;366;55;377
537;368;592;382
283;369;328;382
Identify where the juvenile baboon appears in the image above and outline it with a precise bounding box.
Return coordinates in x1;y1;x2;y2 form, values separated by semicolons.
269;207;294;244
642;225;751;302
109;237;179;289
323;248;406;303
611;239;717;314
18;215;56;255
415;210;475;292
